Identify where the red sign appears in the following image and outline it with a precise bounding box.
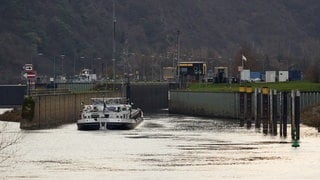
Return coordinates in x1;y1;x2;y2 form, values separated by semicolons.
27;73;36;79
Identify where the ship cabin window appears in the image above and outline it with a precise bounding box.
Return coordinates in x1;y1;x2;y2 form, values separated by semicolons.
107;107;116;112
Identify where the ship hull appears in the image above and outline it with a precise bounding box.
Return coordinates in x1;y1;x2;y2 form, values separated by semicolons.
77;121;100;131
107;117;143;130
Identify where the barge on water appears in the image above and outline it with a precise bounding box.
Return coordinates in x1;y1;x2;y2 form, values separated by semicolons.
77;98;143;131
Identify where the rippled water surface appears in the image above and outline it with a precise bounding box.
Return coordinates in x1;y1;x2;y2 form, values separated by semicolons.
0;111;320;179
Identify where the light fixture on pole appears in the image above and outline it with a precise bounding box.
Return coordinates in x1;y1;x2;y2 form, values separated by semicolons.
112;0;117;90
61;54;65;75
80;56;85;69
53;56;56;95
177;30;181;88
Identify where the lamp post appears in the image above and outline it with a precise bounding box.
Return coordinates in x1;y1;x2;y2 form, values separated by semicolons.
151;55;155;81
61;54;65;76
73;55;76;77
96;57;101;77
104;60;108;80
80;56;85;69
53;56;56;94
228;58;233;85
177;30;181;88
159;55;163;82
128;52;135;75
112;0;117;90
142;54;146;81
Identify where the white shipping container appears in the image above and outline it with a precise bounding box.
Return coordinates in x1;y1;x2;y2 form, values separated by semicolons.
240;69;250;81
266;71;276;82
278;71;289;82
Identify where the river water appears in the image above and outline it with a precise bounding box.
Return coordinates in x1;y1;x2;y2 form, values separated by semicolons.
0;109;320;179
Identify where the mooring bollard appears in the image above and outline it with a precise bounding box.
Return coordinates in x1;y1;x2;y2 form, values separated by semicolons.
292;127;300;147
262;87;269;134
239;86;245;127
246;86;253;128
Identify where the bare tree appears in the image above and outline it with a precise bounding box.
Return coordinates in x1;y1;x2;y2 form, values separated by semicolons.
0;122;22;163
305;60;320;83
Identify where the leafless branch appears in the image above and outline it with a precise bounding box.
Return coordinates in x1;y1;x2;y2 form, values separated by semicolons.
0;122;22;163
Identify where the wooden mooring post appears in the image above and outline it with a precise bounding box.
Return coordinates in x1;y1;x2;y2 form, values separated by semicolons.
291;90;301;140
280;92;288;137
262;87;269;135
254;88;261;129
246;86;253;128
270;89;277;136
240;86;301;140
239;86;245;127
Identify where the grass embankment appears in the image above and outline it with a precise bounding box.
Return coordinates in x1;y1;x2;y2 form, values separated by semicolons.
186;81;320;92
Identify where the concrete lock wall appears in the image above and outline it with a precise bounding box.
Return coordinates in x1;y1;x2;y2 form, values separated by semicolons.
169;91;239;119
20;83;172;129
300;92;320;109
130;83;170;112
169;90;320;120
20;91;120;129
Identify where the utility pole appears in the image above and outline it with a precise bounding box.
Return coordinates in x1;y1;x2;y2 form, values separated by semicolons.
112;0;117;90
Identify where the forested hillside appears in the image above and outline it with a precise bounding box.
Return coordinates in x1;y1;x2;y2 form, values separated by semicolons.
1;0;320;83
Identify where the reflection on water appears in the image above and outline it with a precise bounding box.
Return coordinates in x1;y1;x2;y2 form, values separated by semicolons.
0;112;320;179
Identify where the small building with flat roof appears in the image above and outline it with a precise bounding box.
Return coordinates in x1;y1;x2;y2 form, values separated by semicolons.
178;61;207;82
